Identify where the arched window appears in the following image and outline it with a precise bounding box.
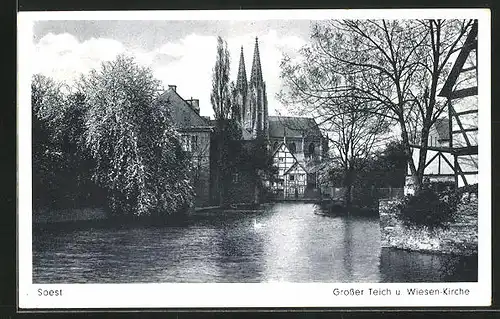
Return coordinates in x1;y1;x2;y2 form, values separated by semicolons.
273;141;279;150
288;142;296;154
308;142;315;155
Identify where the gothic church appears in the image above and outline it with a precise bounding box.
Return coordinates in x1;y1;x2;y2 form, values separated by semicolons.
234;38;269;140
232;38;328;199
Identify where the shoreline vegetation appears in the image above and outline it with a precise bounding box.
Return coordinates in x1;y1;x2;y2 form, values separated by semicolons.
32;202;268;226
379;184;478;256
32;199;376;226
33;56;195;222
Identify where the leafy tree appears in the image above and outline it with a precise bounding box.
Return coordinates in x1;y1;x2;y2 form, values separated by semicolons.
32;74;99;209
360;141;408;189
61;91;105;206
279;19;474;192
32;74;67;208
80;55;193;216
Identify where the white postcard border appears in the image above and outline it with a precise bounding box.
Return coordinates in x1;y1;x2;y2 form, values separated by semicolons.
17;9;492;309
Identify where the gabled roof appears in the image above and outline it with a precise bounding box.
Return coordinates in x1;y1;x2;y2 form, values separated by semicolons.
272;139;324;175
272;141;310;175
271;141;287;157
156;88;211;129
284;160;307;175
268;116;321;138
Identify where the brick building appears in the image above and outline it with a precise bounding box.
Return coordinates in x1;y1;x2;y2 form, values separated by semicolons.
155;85;214;207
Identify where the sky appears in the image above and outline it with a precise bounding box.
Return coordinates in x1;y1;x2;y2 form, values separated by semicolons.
32;20;314;117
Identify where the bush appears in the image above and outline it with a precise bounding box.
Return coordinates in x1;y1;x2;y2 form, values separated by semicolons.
438;183;478;211
397;186;454;229
428;180;455;193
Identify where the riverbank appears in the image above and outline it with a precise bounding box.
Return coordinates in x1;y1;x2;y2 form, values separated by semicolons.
193;203;269;215
317;199;379;217
379;190;478;256
33;202;271;228
33;207;108;224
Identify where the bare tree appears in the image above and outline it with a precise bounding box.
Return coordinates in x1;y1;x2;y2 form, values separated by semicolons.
279;19;474;191
311;95;390;206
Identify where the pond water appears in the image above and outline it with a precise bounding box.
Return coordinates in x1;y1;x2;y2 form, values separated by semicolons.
33;203;477;283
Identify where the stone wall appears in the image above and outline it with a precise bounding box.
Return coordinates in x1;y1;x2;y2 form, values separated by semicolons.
379;192;478;255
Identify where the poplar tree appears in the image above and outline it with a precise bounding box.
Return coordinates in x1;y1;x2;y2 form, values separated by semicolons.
210;36;232;206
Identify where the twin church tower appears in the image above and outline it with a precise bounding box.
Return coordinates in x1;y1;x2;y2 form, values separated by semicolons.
234;37;269;140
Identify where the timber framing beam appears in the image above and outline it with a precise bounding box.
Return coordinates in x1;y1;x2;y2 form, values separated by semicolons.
452;128;478;134
454;146;478;156
424;152;440;169
409;144;478;156
456;109;478;116
450;87;478;99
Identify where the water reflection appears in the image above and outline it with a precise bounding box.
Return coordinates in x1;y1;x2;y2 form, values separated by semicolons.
379;247;478;282
33;203;477;283
213;214;266;282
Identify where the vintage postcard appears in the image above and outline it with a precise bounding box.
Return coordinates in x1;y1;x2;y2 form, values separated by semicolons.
18;9;491;308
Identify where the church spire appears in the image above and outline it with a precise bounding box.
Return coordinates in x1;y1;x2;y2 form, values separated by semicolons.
236;46;247;92
250;37;263;85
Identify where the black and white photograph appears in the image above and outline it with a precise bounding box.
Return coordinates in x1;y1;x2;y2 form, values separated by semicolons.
18;9;491;308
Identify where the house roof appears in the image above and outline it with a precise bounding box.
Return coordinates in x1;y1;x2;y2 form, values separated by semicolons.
284;160;307;175
271;141;286;157
273;140;322;175
268;116;321;138
156;88;212;129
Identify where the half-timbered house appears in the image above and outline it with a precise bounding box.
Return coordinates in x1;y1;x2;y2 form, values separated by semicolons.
439;20;478;187
406;20;478;192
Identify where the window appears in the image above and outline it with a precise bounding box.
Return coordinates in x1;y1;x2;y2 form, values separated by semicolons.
233;173;240;183
191;135;198;151
273;141;279;149
181;134;191;152
289;174;295;181
308;142;315;155
279;157;284;162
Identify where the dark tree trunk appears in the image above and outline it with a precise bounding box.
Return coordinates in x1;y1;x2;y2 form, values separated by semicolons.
416;124;431;191
217;129;225;207
343;165;355;211
399;117;422;192
344;184;352;208
254;182;259;205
